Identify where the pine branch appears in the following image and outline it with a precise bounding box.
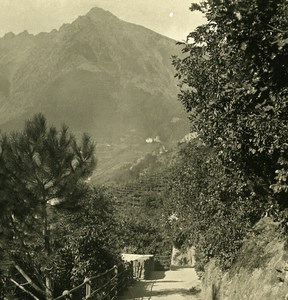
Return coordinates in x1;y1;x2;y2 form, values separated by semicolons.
10;278;40;300
14;264;45;295
22;252;47;290
267;24;288;34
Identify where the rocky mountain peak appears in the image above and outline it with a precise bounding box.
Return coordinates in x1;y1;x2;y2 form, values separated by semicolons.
87;6;117;19
0;7;188;182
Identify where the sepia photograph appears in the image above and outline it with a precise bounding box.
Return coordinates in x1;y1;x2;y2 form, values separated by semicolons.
0;0;287;299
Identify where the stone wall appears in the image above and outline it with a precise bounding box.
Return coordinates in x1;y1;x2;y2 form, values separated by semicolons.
121;254;154;279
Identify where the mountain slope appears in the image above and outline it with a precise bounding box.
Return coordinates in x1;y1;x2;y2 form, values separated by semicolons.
0;7;188;181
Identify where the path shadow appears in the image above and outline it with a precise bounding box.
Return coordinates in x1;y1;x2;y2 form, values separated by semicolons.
148;271;166;280
119;269;201;300
119;281;153;299
120;286;200;299
148;288;198;297
170;265;195;270
119;272;166;299
146;280;183;283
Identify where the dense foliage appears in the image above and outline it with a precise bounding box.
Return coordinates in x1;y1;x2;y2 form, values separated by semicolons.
53;187;121;296
170;0;288;271
173;0;288;204
110;168;172;258
0;114;121;299
118;193;170;254
164;140;265;271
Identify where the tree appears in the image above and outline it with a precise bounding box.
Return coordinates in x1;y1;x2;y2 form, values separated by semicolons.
164;140;264;271
0;114;96;299
173;0;288;207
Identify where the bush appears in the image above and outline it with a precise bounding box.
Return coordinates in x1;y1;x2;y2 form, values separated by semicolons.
52;186;122;295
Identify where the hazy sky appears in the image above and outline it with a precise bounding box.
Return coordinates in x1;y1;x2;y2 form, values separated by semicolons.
0;0;206;40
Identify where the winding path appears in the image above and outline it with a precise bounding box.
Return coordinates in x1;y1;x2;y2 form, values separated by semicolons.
119;267;202;300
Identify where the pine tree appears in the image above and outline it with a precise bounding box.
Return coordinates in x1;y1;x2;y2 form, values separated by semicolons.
0;113;96;299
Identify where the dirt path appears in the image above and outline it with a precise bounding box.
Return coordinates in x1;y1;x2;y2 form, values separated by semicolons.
119;267;202;300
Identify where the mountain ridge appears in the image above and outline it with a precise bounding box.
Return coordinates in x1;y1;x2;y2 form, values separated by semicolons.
1;7;176;42
0;7;188;182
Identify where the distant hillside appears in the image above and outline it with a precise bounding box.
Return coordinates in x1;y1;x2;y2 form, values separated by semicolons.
0;7;188;181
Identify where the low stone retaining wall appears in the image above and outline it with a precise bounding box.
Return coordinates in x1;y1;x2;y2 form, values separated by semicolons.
121;254;154;279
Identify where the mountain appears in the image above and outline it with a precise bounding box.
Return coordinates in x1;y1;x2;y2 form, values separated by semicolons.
0;7;188;182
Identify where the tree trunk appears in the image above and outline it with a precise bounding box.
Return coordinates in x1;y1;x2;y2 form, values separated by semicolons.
43;202;53;300
45;277;53;300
